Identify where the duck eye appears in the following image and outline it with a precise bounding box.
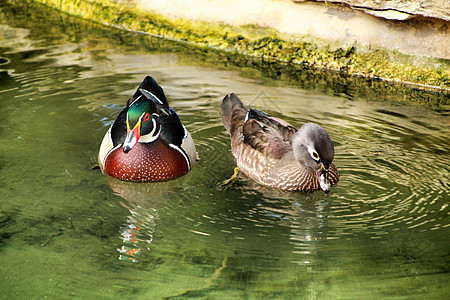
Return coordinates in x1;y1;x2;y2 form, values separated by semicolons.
307;146;320;162
143;113;150;122
312;151;319;160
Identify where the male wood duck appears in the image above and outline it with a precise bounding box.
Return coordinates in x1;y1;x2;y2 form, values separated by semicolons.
220;93;338;193
98;76;196;182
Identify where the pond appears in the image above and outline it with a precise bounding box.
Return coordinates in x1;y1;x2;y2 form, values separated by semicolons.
0;1;449;299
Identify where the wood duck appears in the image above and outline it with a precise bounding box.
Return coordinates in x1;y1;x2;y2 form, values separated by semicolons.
98;76;196;182
220;93;338;193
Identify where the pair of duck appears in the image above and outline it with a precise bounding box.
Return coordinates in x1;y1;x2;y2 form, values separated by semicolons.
98;76;338;194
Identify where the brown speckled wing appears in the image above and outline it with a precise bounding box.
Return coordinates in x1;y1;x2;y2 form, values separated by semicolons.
242;119;291;160
248;109;297;143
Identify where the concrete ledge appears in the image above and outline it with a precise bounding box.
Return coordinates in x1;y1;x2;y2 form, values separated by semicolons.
305;0;450;22
29;0;450;90
136;0;449;60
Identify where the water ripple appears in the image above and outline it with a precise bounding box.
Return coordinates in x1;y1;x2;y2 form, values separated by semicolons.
2;4;449;298
318;106;450;239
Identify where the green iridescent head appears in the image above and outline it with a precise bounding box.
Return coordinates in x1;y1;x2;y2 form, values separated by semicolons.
123;97;161;153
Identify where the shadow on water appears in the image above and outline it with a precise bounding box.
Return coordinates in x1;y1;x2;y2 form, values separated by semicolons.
0;0;449;299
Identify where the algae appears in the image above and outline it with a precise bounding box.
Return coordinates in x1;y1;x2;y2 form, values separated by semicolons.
3;0;449;109
18;0;450;92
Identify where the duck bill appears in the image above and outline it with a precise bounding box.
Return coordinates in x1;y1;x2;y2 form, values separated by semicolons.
123;120;141;153
316;166;331;194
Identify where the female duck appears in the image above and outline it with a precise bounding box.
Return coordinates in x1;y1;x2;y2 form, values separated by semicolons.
98;76;196;182
220;93;338;193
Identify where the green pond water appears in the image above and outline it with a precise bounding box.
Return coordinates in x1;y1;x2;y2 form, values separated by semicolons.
1;1;449;299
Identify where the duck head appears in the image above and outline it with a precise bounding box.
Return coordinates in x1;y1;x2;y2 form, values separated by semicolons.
123;96;161;153
292;123;335;193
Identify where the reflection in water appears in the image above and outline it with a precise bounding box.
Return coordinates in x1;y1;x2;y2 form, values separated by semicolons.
108;178;183;262
258;191;330;266
0;1;449;298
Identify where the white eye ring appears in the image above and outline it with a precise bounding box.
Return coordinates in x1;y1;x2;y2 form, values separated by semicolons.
307;145;320;162
139;114;160;143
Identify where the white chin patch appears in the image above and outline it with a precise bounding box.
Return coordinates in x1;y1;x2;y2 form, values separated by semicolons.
318;173;331;192
124;134;137;149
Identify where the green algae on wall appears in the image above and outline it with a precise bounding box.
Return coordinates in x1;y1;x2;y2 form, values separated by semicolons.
24;0;450;91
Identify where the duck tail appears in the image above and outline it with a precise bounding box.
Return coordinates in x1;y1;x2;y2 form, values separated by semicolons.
220;93;247;134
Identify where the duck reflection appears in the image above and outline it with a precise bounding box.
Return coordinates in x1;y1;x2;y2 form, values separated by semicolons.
107;177;183;262
256;186;330;265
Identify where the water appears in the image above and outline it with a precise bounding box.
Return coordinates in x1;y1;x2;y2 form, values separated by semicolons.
1;1;449;299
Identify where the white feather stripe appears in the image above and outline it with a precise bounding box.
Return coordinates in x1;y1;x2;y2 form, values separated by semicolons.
102;144;122;169
140;88;164;104
169;143;191;170
181;129;197;165
139;117;160;143
98;125;114;169
128;95;142;107
244;111;249;122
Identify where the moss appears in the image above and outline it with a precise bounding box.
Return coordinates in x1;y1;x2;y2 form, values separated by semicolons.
22;0;450;91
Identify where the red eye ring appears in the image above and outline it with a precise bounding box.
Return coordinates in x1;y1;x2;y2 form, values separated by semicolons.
143;113;150;122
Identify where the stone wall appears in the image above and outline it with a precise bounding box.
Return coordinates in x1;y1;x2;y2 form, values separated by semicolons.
135;0;450;60
298;0;450;21
29;0;450;90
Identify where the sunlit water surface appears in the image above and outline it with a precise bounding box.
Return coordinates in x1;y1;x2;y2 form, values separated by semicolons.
0;2;449;299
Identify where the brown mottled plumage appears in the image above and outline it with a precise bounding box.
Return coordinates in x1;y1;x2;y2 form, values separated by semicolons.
220;93;338;193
